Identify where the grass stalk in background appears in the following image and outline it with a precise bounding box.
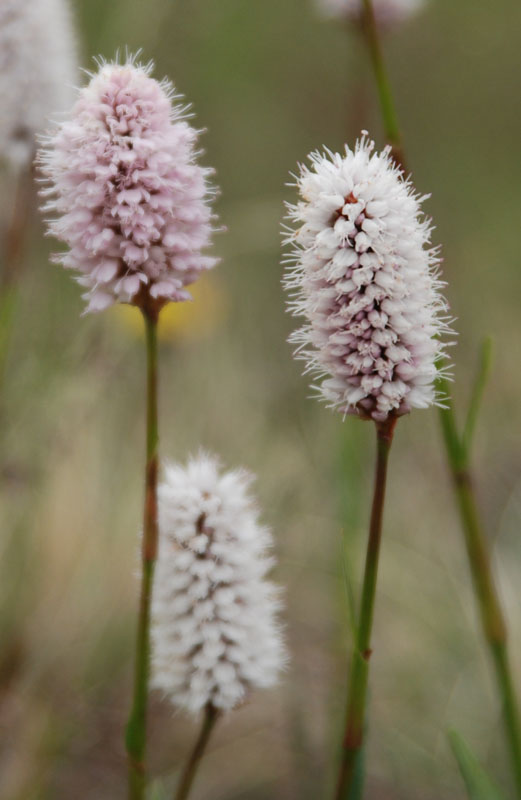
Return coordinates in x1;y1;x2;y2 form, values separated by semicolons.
2;166;32;286
335;415;396;798
125;308;160;800
358;1;521;794
359;0;403;170
174;704;220;800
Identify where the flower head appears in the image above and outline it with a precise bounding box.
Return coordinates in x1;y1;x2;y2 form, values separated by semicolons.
283;134;450;422
151;453;286;715
39;57;218;314
0;0;77;166
315;0;424;27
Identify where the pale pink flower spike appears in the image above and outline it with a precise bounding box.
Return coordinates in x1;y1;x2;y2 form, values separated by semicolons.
39;57;218;314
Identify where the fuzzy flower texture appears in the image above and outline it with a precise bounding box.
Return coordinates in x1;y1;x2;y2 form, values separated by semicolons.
0;0;77;166
315;0;424;26
152;454;285;715
40;59;217;313
283;136;450;422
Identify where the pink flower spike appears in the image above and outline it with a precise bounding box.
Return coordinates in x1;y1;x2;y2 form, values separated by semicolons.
39;56;219;315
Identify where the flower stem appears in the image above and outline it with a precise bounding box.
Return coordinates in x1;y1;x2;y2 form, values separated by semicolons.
335;415;396;799
357;0;521;791
126;308;160;800
174;704;220;800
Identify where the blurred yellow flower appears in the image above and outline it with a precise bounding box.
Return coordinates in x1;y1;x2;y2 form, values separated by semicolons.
109;275;226;343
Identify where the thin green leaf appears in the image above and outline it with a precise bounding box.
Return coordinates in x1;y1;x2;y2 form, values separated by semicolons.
437;372;465;471
341;536;358;642
449;729;507;800
462;337;493;459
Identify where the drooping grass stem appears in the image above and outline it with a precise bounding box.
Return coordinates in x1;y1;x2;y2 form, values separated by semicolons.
358;1;521;794
126;307;160;800
335;415;396;799
174;704;220;800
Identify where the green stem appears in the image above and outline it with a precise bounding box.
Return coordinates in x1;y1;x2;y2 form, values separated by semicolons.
359;1;521;792
125;308;160;800
440;403;521;798
335;416;396;799
492;644;521;797
174;704;220;800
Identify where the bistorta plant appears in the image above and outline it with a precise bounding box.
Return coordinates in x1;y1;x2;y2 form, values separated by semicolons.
38;56;218;800
283;134;450;797
152;453;286;800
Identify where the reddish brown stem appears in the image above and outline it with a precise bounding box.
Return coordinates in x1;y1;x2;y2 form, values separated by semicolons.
174;704;220;800
335;415;396;798
125;308;160;800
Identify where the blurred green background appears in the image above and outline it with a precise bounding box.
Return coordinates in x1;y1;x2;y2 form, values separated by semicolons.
1;0;521;797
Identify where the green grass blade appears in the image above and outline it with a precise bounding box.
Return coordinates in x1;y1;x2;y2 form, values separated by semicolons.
462;337;493;458
449;730;507;800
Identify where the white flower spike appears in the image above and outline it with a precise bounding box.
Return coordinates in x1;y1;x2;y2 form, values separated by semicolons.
152;453;286;715
283;134;451;422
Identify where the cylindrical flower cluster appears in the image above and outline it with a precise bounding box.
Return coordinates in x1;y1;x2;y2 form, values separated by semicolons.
39;58;218;314
151;453;286;715
315;0;424;27
0;0;77;166
283;134;450;422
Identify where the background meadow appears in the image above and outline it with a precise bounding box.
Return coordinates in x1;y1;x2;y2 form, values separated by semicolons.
1;0;521;797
